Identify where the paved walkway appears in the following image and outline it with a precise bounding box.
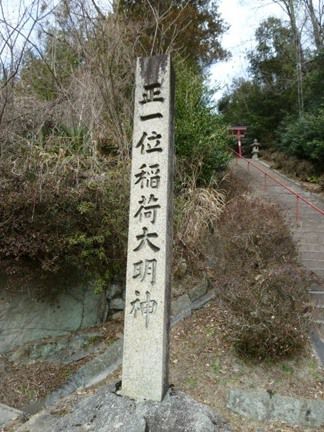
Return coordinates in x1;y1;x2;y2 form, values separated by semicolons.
231;157;324;363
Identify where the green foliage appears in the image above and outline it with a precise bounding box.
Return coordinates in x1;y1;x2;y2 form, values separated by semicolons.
248;17;295;90
303;50;324;111
263;149;317;181
218;15;324;167
175;61;231;185
219;18;298;147
219;79;285;146
0;1;232;297
278;108;324;170
0;149;130;296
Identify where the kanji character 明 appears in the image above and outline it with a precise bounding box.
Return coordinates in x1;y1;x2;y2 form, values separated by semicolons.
133;259;157;285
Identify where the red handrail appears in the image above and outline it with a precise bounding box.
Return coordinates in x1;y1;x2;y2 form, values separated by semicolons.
232;150;324;220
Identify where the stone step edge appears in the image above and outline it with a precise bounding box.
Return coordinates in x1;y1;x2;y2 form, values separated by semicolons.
300;251;324;255
300;251;324;254
227;388;324;429
311;328;324;364
0;403;24;428
298;245;324;250
293;231;324;233
302;259;324;262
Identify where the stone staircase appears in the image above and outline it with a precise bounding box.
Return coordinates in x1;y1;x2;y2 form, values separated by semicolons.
231;157;324;362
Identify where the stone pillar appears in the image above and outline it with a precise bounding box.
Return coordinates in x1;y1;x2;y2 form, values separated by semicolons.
122;54;174;402
251;139;260;160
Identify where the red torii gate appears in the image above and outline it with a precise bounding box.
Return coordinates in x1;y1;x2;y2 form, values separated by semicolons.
229;126;247;157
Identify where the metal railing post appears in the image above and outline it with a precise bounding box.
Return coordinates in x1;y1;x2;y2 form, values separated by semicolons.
296;195;300;225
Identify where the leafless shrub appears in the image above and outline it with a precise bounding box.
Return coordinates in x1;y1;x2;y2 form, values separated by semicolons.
212;191;312;359
217;193;297;277
221;264;312;359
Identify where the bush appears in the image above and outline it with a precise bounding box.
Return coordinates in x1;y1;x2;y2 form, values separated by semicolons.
221;264;311;359
214;192;311;359
278;108;324;173
217;194;297;276
0;146;129;297
263;149;316;181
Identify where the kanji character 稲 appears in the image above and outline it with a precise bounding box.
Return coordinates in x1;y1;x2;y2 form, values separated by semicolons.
134;164;160;189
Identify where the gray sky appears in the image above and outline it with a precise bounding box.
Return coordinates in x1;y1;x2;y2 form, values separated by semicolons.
210;0;286;101
2;0;286;99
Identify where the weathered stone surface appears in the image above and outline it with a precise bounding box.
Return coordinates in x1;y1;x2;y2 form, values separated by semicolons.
228;389;270;422
110;297;125;310
8;332;104;365
21;291;208;418
17;388;231;432
0;284;106;353
106;282;123;300
112;311;124;320
170;294;191;325
188;275;209;301
122;54;174;401
43;339;123;409
0;403;23;428
191;290;216;311
228;388;324;428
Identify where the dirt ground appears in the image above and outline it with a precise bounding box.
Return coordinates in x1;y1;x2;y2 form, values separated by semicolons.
168;299;324;432
2;298;324;432
100;299;323;432
0;318;123;410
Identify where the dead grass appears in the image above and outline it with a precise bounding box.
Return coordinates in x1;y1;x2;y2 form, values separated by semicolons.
168;300;323;432
0;318;123;410
174;180;226;277
0;360;81;410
